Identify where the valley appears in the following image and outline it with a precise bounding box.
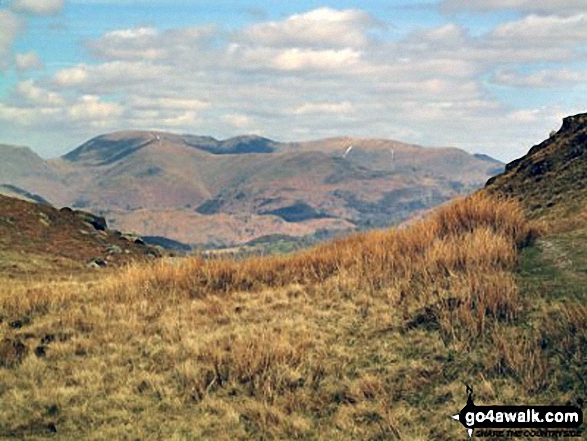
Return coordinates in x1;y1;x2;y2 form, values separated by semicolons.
1;132;502;249
0;114;585;439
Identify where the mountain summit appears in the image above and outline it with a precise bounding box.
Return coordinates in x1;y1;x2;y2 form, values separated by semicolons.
63;131;280;166
1;131;502;247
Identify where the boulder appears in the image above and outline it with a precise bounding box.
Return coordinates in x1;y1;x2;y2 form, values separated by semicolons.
74;211;107;231
105;245;123;255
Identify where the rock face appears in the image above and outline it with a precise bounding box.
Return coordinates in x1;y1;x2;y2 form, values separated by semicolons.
75;211;108;231
486;112;587;217
1;131;504;248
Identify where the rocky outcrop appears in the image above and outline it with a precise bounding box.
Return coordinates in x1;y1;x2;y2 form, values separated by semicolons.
0;194;161;273
486;112;587;216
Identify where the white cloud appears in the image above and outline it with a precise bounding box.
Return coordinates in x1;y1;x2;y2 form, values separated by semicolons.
223;114;254;129
413;23;468;44
54;65;88;85
0;103;38;126
0;11;21;68
242;7;380;49
0;88;123;130
159;111;201;127
226;45;362;73
492;68;587;87
105;27;158;39
127;96;210;111
293;102;353;115
508;108;543;123
401;19;585;66
16;80;64;105
11;0;64;15
15;51;43;71
269;47;362;72
68;95;124;121
3;6;586;161
53;61;172;92
491;13;587;45
442;0;587;14
89;25;218;61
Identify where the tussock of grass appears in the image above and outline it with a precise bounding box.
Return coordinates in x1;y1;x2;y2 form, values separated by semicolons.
114;193;537;293
107;194;538;341
0;194;583;440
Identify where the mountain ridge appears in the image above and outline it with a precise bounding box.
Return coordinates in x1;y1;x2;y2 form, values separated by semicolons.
486;111;587;230
1;130;503;247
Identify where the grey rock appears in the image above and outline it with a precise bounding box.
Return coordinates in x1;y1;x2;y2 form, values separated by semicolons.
106;245;123;255
87;258;107;269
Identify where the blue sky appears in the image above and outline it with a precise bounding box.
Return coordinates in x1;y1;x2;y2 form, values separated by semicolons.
0;0;586;160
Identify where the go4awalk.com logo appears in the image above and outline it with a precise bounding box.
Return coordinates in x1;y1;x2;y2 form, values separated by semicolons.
451;386;584;438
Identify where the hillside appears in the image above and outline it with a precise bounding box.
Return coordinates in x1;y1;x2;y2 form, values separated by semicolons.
0;193;549;440
1;132;502;248
0;194;159;275
0;184;51;205
482;112;587;436
484;110;587;402
0;116;586;439
0;145;56;183
486;112;587;232
0;145;69;205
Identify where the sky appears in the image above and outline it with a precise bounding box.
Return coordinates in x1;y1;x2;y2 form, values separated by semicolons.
0;0;586;161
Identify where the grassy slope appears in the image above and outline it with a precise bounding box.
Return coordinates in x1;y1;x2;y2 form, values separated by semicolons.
486;113;587;229
487;112;587;390
482;112;587;437
515;218;587;396
1;194;584;440
0;194;158;276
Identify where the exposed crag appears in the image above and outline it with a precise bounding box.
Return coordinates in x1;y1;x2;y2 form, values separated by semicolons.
486;112;587;227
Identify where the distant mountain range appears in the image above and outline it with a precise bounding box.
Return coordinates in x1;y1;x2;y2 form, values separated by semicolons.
0;132;503;248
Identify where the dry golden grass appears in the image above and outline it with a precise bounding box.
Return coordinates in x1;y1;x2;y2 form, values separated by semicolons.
0;193;582;440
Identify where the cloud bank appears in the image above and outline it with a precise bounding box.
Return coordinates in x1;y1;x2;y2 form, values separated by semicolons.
442;0;586;14
1;4;586;160
11;0;64;15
